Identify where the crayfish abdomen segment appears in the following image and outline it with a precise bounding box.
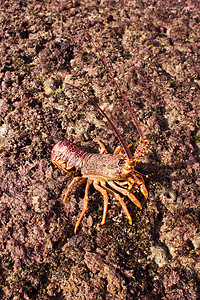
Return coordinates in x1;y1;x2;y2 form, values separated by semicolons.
51;140;90;172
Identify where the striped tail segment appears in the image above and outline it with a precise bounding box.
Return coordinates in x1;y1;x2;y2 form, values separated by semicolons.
51;140;90;172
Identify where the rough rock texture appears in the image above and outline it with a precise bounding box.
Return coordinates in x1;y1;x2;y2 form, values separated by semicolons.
0;0;199;299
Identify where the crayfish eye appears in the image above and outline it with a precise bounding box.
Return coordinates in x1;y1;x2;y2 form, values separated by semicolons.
118;159;125;166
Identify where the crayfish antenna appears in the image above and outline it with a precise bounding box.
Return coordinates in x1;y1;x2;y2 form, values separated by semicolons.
65;83;132;159
86;33;146;142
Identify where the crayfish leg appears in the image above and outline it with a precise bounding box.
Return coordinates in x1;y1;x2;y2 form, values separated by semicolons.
108;181;142;210
100;184;133;225
129;175;148;200
93;138;106;154
74;179;93;234
93;181;109;225
113;144;132;156
140;184;148;200
113;146;124;156
63;176;86;204
114;180;133;190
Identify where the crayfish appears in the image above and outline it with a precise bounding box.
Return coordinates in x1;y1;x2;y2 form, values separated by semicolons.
51;35;148;233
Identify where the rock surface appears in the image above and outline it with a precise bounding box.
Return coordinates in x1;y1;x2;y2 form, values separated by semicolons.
0;0;199;299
